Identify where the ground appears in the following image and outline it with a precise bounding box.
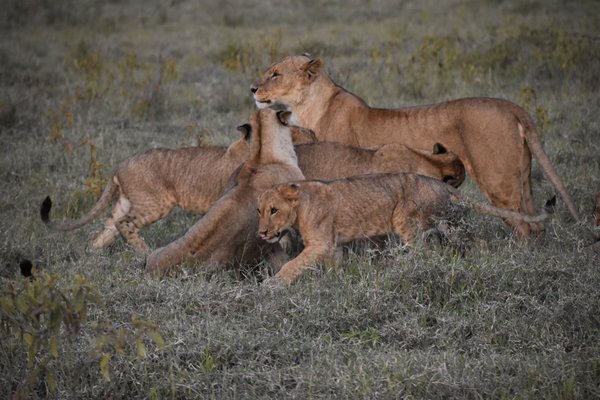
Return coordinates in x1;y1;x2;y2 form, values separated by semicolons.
0;0;599;398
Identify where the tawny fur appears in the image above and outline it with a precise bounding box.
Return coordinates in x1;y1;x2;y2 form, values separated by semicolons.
296;141;464;187
257;174;549;284
41;137;250;253
42;127;464;253
252;55;580;238
144;109;305;277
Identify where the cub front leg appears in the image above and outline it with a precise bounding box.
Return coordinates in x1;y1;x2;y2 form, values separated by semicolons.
274;244;334;284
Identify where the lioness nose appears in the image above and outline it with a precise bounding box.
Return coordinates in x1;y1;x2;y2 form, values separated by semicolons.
250;86;258;94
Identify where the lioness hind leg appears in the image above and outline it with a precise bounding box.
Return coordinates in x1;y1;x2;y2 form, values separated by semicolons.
484;188;534;239
518;143;544;234
469;165;535;239
91;196;131;249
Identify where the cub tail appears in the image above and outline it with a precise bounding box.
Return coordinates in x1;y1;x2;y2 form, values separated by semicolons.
41;177;118;231
447;185;550;224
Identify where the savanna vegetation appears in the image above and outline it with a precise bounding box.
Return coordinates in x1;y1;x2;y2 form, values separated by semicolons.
1;0;599;398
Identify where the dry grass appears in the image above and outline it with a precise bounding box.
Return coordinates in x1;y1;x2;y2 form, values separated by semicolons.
1;0;599;398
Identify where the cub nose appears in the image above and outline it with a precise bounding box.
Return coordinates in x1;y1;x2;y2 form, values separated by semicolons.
250;86;258;94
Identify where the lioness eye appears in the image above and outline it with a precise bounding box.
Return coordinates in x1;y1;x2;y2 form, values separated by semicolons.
270;207;278;215
271;72;280;79
256;208;260;214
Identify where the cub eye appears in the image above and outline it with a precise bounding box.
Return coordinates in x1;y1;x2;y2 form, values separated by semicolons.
270;207;278;215
256;208;261;214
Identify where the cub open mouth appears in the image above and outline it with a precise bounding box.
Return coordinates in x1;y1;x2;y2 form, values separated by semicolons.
260;230;281;243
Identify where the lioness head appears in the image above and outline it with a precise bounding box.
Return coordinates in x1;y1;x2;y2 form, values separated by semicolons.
251;54;323;109
257;183;300;243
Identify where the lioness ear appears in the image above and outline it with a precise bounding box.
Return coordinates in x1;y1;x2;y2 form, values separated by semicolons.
237;123;252;141
432;143;447;154
302;59;323;82
276;110;292;126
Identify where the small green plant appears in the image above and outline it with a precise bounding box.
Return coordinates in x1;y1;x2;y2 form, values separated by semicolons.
218;31;283;78
519;85;552;137
342;327;382;348
84;140;105;199
0;273;100;398
93;314;166;382
0;272;165;398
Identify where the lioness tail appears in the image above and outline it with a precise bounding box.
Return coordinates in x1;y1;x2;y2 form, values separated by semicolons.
516;118;580;221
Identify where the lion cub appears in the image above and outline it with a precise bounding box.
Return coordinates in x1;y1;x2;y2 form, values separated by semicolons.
257;174;548;284
41;132;251;253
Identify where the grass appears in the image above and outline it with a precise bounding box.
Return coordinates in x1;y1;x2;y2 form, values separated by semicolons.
1;0;600;398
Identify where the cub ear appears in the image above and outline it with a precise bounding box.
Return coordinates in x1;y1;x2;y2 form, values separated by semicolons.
279;183;300;203
291;126;318;144
302;59;323;82
432;143;447;154
237;123;252;141
276;110;292;126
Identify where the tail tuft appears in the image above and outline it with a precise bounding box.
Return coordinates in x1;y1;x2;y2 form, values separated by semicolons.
40;196;52;223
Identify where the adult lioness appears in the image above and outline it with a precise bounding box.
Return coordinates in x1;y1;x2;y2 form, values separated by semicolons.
41;124;463;253
251;55;579;238
257;174;549;284
144;108;305;277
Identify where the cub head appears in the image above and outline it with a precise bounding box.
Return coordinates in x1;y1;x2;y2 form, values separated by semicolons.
430;143;466;188
257;183;301;243
225;121;252;160
251;54;324;110
373;142;465;188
